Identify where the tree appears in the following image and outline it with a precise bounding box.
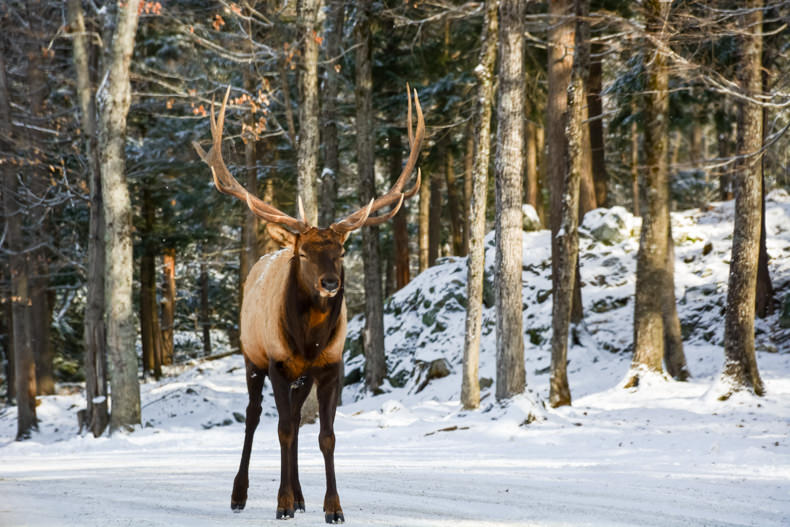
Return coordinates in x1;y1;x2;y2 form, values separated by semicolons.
1;46;37;439
461;0;498;410
99;0;142;432
547;0;586;331
319;0;345;227
494;0;526;401
721;0;765;398
627;0;687;387
297;0;321;225
68;0;108;437
550;0;590;408
354;0;386;392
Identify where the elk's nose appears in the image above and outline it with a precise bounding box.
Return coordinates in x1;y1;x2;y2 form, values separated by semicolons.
321;276;339;292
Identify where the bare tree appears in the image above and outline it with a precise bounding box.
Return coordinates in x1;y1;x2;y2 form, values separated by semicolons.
68;0;108;436
494;0;526;401
354;0;386;392
319;0;345;227
462;0;498;410
627;0;674;387
551;0;590;408
99;0;142;432
1;47;37;439
297;0;321;225
721;0;765;398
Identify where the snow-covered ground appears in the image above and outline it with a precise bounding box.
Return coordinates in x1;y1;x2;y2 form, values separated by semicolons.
2;196;790;526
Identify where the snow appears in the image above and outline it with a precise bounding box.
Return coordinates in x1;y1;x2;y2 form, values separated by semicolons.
2;198;790;526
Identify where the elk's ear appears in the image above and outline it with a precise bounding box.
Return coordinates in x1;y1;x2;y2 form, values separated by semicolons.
266;223;297;247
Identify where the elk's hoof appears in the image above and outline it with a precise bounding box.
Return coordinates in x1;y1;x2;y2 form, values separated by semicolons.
276;508;295;520
325;511;345;524
294;500;305;512
230;500;246;512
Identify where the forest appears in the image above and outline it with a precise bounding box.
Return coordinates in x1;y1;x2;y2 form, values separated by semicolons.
1;1;790;525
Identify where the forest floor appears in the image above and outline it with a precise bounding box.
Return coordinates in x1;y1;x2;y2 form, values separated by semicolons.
2;196;790;526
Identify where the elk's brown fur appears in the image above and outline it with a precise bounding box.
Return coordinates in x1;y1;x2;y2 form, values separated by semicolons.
193;85;424;523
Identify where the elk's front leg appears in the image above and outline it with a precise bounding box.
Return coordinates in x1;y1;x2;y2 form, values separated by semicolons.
231;358;266;511
317;363;344;524
270;363;312;519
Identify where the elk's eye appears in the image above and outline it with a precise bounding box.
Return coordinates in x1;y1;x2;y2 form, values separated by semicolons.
299;252;307;259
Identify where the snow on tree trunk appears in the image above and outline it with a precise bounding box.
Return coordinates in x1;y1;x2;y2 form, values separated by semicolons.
628;0;671;388
98;0;141;432
69;0;108;436
462;0;497;410
494;0;526;401
721;0;765;397
354;0;386;392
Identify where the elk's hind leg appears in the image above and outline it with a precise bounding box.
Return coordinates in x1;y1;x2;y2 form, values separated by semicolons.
231;357;266;511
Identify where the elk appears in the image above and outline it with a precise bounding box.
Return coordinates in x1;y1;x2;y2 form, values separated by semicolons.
193;86;424;523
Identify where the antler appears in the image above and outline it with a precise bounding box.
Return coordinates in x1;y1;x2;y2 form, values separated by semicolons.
330;85;425;234
192;86;309;233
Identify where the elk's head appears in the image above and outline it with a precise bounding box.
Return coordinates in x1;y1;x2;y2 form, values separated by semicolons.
193;85;425;301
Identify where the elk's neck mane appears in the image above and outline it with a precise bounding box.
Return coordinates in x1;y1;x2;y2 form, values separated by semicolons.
282;255;344;363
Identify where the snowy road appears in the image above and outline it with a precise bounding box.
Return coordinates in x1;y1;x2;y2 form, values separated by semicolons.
3;366;789;527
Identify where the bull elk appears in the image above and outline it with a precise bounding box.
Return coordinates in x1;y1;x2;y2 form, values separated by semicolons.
193;85;424;523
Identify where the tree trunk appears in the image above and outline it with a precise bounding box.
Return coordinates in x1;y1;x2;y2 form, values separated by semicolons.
199;255;212;356
99;0;142;432
389;128;410;290
1;48;37;439
1;297;13;403
418;161;431;272
445;148;465;256
631;101;640;216
663;223;688;380
355;0;386;392
755;54;773;318
494;0;526;401
25;1;54;397
241;65;259;289
722;0;765;397
319;0;345;227
462;0;498;410
297;0;320;225
160;248;175;366
551;0;589;408
715;101;734;201
68;0;108;436
140;185;162;380
588;43;608;207
429;165;442;264
525;118;539;210
463;119;475;252
628;0;671;388
548;0;584;331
